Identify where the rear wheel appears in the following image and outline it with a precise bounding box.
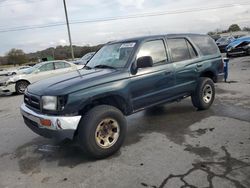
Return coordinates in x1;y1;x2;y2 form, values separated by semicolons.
191;77;215;110
77;105;127;159
15;80;29;94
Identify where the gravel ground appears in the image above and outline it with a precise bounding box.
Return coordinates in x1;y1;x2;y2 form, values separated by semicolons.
0;56;249;188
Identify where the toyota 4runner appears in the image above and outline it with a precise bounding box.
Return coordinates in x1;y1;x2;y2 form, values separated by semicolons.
21;34;224;159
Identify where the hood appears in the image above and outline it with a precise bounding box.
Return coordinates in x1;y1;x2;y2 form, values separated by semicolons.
226;36;250;49
27;68;128;96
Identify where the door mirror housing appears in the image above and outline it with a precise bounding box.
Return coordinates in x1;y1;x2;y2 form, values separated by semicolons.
136;56;153;69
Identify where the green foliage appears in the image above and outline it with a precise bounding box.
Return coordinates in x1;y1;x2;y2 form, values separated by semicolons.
242;26;250;31
6;48;28;65
228;24;241;32
27;44;103;61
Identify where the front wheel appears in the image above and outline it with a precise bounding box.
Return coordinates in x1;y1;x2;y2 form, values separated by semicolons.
15;80;29;94
191;77;215;110
77;105;127;159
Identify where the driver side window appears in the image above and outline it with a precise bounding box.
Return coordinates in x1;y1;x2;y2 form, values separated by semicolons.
137;40;167;66
39;63;54;72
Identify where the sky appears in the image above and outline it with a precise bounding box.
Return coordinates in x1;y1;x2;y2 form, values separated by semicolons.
0;0;249;55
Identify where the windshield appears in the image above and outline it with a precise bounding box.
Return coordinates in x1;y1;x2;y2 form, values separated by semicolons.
87;42;136;69
216;37;227;43
81;52;95;61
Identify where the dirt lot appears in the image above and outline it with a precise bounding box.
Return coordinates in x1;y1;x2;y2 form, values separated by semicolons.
0;56;250;188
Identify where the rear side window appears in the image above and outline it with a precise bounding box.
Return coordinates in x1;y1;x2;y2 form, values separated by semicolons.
190;35;220;55
137;40;167;65
55;62;66;69
167;38;197;62
39;63;54;72
64;62;71;68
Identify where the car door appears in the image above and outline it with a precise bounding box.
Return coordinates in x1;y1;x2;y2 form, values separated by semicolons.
30;62;55;83
167;38;199;94
129;39;175;110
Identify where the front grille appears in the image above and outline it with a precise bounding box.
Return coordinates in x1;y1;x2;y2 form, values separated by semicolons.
24;93;41;111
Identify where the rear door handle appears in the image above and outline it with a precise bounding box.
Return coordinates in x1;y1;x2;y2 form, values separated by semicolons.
197;64;203;67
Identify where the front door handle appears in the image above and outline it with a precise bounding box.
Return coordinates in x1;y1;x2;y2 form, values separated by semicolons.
197;64;203;68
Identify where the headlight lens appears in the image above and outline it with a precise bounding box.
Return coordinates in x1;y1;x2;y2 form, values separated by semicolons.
42;96;57;110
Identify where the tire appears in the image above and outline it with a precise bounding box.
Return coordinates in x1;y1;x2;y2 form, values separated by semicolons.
191;77;215;110
15;80;29;94
247;49;250;56
77;105;127;159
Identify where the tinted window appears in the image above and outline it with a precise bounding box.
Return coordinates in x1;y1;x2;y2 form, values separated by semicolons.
39;63;54;72
186;41;197;59
87;42;135;68
137;40;167;65
168;39;192;62
190;35;220;55
64;63;71;68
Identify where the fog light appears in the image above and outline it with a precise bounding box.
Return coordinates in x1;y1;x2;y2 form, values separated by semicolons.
40;119;52;127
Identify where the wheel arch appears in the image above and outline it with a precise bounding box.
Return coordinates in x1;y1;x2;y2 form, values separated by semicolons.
199;70;216;82
79;94;132;116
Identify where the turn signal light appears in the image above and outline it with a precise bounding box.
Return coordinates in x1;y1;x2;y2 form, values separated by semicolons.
40;119;52;127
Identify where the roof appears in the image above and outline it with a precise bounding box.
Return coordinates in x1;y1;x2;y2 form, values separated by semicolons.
108;33;208;44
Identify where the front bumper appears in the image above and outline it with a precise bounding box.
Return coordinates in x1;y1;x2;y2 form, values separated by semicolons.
0;83;15;93
20;103;82;140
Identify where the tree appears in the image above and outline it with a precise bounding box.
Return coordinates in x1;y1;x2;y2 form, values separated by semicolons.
6;48;27;65
228;24;241;32
242;26;250;31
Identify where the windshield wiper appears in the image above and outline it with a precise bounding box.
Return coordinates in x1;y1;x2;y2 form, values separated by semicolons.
94;64;116;69
84;65;92;70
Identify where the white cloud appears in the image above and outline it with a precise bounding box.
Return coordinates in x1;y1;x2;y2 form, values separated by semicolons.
0;0;249;55
118;0;145;9
59;39;67;45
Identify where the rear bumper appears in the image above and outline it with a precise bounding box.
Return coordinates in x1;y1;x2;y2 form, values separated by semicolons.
20;103;81;140
216;73;225;82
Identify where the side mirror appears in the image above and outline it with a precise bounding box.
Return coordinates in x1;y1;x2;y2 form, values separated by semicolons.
136;56;153;69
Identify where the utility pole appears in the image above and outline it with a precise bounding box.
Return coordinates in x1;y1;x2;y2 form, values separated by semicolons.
63;0;74;60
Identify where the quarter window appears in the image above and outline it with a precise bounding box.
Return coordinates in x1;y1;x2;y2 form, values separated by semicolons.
190;35;220;55
137;40;167;65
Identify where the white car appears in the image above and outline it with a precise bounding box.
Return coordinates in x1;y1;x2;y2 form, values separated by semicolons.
7;66;32;76
0;60;78;94
0;68;8;76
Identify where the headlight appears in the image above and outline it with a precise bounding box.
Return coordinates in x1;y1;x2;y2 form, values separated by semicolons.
42;96;57;110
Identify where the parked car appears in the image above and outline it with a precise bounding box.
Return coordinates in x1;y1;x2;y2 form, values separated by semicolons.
6;66;31;76
216;36;235;53
20;34;224;159
225;36;250;57
0;60;78;94
72;52;95;66
0;68;8;76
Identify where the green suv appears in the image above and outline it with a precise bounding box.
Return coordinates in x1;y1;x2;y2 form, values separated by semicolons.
21;34;224;158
